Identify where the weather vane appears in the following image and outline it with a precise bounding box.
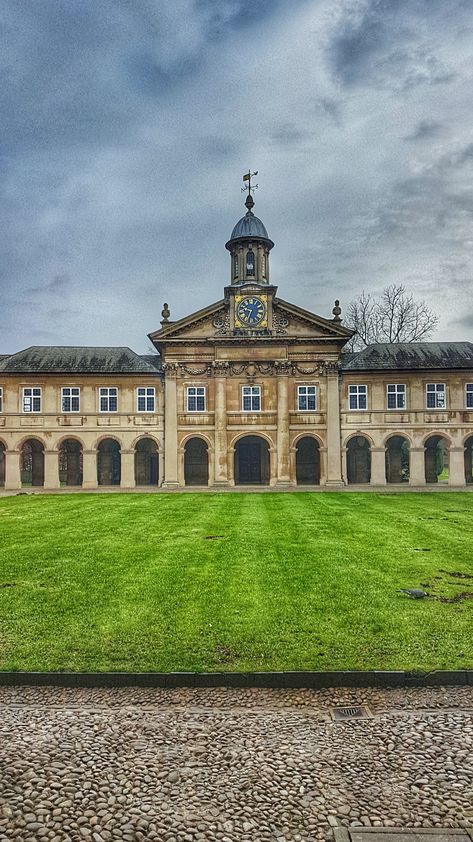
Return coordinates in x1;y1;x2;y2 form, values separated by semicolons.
241;170;258;196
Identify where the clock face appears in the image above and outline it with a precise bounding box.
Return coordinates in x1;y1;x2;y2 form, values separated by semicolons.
236;296;266;327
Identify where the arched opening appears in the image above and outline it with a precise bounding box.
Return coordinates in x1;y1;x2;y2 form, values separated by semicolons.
0;442;5;487
296;437;320;485
184;438;209;486
97;439;121;486
424;435;449;483
465;436;473;484
347;436;371;484
135;438;159;486
385;436;410;483
246;250;255;276
20;439;44;487
235;435;270;485
59;439;83;487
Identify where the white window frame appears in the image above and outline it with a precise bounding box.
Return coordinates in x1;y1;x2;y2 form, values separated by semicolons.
0;387;3;413
61;386;80;413
136;387;156;413
426;383;446;409
99;386;118;413
22;387;42;413
466;383;473;409
242;385;261;412
348;384;368;411
297;384;317;411
186;386;206;412
386;383;406;410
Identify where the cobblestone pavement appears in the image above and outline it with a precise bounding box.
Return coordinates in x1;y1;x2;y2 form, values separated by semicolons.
0;686;472;842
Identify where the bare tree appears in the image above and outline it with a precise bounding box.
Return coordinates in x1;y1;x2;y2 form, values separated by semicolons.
344;284;439;351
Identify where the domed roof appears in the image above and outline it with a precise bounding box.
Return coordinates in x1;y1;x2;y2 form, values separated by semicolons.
230;210;269;240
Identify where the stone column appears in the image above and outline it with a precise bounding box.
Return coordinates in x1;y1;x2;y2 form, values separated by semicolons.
213;364;228;485
5;450;21;490
409;447;426;486
162;363;179;488
325;363;344;485
120;449;136;489
319;446;328;485
449;446;466;486
370;447;387;485
82;450;97;489
44;450;59;489
276;363;291;485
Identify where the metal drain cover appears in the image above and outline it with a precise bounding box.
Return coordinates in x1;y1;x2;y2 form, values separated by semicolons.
330;705;372;721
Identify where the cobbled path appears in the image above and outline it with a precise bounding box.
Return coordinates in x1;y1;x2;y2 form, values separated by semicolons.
0;686;472;842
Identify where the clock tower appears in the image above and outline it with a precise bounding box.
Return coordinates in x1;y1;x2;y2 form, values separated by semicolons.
225;172;276;334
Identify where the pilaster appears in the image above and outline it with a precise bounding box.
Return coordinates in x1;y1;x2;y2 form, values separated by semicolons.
120;449;136;489
449;446;466;486
213;363;229;486
44;450;59;490
276;362;291;485
5;450;21;490
370;447;387;485
162;363;179;488
82;450;97;489
409;447;426;486
325;363;344;486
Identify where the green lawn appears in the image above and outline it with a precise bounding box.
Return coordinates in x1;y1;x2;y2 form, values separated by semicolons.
0;492;472;673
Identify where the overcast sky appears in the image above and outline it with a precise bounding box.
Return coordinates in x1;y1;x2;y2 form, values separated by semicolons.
2;0;473;353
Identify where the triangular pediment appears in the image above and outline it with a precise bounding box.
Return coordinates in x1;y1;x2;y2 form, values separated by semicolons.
148;296;353;345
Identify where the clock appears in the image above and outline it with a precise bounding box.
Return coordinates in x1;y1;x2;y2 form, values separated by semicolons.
235;296;267;327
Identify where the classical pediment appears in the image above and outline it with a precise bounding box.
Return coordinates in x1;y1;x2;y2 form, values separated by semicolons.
148;296;353;345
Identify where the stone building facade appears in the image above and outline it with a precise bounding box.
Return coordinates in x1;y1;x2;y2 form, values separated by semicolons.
1;192;473;490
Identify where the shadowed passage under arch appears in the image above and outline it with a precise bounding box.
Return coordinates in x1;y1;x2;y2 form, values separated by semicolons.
347;436;371;484
21;439;44;487
184;438;209;486
385;435;410;483
0;442;4;487
135;438;159;486
234;435;270;485
465;436;473;484
424;435;449;483
59;439;83;486
97;439;121;486
296;437;320;485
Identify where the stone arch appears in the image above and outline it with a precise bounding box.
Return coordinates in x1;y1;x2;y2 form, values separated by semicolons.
135;437;159;486
230;430;275;451
97;437;121;486
0;439;5;487
20;438;45;487
346;435;371;484
54;434;86;452
464;435;473;485
343;431;376;450
184;436;209;486
295;435;320;485
234;434;270;485
130;433;161;452
385;435;410;484
92;434;123;451
424;434;450;484
59;438;83;486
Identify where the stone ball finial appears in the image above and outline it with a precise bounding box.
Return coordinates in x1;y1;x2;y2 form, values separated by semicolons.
161;302;170;323
332;299;342;322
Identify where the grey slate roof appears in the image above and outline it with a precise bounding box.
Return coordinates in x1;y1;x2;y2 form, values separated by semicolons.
0;347;162;375
342;342;473;371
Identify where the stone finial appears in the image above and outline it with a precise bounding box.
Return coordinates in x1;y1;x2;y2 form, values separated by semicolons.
161;303;170;325
332;299;342;322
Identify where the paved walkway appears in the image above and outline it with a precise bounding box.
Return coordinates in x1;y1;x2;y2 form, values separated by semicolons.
0;686;472;842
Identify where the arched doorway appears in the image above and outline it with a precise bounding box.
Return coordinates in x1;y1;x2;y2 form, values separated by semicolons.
424;435;449;483
135;438;159;486
0;442;5;487
59;439;83;486
97;439;121;486
385;436;410;483
296;437;320;485
184;438;209;486
347;436;371;484
465;436;473;484
235;435;270;485
20;439;44;486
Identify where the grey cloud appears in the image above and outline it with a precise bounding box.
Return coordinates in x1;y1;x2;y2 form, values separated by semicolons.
404;120;443;141
26;273;71;296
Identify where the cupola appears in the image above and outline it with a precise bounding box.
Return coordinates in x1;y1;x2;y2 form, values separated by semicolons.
225;173;274;285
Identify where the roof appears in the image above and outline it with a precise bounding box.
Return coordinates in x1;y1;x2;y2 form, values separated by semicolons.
342;342;473;371
226;210;274;249
0;347;162;375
